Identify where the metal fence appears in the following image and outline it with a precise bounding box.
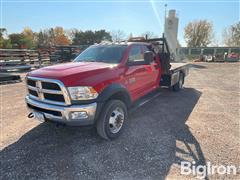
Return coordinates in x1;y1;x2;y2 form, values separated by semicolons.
176;47;240;62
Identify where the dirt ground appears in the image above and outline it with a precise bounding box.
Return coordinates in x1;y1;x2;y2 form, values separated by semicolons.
0;62;239;180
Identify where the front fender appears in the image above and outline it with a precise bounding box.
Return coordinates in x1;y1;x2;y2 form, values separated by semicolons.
96;83;132;105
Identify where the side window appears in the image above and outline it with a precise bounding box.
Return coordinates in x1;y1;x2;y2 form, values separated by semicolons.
128;45;143;62
142;45;150;53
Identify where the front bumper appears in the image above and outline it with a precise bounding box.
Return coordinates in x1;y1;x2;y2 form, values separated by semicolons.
25;95;97;126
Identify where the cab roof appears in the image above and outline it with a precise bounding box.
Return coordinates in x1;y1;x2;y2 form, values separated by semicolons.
95;41;150;46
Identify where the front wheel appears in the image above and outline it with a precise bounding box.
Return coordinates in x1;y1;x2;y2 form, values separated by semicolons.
96;100;128;140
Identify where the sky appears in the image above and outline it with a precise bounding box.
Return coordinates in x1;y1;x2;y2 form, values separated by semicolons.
1;0;239;46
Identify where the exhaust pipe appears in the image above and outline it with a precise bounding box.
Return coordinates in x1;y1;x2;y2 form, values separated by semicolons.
28;112;34;118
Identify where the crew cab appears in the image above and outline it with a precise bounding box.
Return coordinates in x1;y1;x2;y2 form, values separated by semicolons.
25;37;189;140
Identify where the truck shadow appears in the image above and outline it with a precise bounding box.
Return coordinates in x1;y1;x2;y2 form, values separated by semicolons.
0;88;207;180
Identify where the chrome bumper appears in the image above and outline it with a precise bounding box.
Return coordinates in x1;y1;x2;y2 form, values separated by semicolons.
25;95;97;126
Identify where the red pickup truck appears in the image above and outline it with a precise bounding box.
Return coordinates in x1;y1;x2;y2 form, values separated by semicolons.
25;37;189;140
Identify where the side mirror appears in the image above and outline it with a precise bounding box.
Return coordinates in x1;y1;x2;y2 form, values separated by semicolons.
144;51;154;64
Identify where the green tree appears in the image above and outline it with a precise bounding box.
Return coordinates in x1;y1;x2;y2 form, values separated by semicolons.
0;28;7;38
95;30;112;42
72;30;112;45
37;29;54;47
2;39;12;48
8;33;32;49
22;27;38;48
37;27;70;47
0;28;11;48
37;31;46;47
72;30;83;45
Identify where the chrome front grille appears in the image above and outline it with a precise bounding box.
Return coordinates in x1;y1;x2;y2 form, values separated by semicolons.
26;77;71;106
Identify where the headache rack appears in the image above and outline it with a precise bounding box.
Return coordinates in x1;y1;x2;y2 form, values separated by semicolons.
128;34;172;75
128;34;170;55
128;34;190;88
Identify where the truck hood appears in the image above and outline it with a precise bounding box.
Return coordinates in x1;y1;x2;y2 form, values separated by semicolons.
28;62;120;87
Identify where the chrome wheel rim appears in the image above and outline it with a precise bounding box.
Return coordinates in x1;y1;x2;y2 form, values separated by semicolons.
109;107;124;134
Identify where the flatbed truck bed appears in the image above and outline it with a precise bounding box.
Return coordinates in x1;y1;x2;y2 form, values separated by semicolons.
170;62;189;72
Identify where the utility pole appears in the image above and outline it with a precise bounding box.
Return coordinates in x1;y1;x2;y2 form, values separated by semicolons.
164;4;167;35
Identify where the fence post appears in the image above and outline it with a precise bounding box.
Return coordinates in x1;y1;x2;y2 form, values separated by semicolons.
38;51;42;68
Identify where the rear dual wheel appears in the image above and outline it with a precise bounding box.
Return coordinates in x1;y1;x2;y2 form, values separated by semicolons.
96;100;127;140
172;73;184;91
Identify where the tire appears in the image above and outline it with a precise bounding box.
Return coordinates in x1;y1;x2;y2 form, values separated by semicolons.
96;100;128;140
172;73;184;91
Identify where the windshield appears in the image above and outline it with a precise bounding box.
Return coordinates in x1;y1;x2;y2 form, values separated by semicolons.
74;45;127;64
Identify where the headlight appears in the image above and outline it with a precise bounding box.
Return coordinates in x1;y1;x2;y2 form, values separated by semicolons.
68;86;98;100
